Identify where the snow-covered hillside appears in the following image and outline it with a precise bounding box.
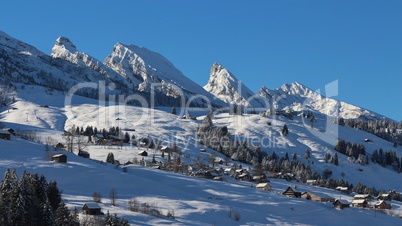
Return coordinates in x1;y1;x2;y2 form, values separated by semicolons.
1;84;402;225
204;63;264;107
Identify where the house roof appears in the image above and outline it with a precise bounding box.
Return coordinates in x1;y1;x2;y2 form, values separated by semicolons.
0;130;10;135
302;191;333;199
354;194;370;199
83;202;101;209
256;183;270;188
352;199;367;204
285;186;300;193
335;186;349;191
52;154;66;158
334;199;349;204
375;200;390;206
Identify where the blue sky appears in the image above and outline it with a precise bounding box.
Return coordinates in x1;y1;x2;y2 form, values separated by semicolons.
1;0;401;120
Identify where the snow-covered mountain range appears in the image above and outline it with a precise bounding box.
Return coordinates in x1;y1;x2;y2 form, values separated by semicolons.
0;30;388;120
1;31;224;107
1;30;402;225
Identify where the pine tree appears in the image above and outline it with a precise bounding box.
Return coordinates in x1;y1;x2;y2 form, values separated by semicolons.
47;181;62;212
171;105;176;115
305;149;310;160
282;124;289;136
55;202;70;226
334;153;339;166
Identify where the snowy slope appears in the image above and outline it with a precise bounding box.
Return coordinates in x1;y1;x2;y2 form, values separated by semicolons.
1;136;401;225
1;84;402;224
258;82;386;120
204;63;265;107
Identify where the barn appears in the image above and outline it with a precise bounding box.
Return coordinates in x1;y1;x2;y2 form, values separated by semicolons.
51;154;67;163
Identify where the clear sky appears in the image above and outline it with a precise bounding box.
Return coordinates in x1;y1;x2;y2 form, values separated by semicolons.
1;0;401;120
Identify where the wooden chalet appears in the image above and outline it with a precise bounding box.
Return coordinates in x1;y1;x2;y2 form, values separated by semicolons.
351;199;368;208
377;193;391;201
375;200;392;210
3;128;15;135
108;135;123;145
0;130;11;140
78;150;90;158
306;180;317;186
353;194;372;202
335;186;349;193
82;202;102;215
138;150;148;156
333;199;350;209
55;142;65;149
51;154;67;163
301;192;335;202
189;170;214;179
256;183;272;191
282;186;301;198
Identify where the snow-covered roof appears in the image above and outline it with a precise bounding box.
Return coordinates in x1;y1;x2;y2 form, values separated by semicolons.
0;130;10;135
52;154;66;158
334;199;349;204
83;202;101;209
354;194;370;199
256;183;270;188
352;199;367;204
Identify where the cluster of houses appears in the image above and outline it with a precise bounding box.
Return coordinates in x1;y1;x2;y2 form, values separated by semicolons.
281;186;392;211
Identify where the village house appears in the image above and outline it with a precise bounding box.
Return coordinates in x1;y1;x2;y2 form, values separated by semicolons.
138;150;148;156
335;186;349;193
377;193;391;201
301;192;335;202
351;199;368;208
375;200;392;210
0;129;11;140
306;180;317;186
353;194;372;202
252;175;268;183
333;199;350;210
108;135;123;145
51;154;67;163
189;170;214;179
282;186;301;198
55;142;65;149
3;128;15;135
82;202;102;215
256;183;272;191
78;150;90;158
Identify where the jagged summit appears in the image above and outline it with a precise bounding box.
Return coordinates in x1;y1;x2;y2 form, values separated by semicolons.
204;63;264;107
53;36;77;53
104;43;224;106
258;81;384;119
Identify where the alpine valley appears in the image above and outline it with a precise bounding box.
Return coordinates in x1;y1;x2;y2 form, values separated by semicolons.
1;30;402;225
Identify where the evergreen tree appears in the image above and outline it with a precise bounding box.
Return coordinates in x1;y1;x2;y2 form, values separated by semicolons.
171;105;176;115
282;124;289;136
305;149;311;160
334;153;339;166
55;202;70;226
106;152;115;164
47;181;62;212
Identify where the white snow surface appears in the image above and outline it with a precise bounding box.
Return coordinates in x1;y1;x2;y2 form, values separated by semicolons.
1;84;402;225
